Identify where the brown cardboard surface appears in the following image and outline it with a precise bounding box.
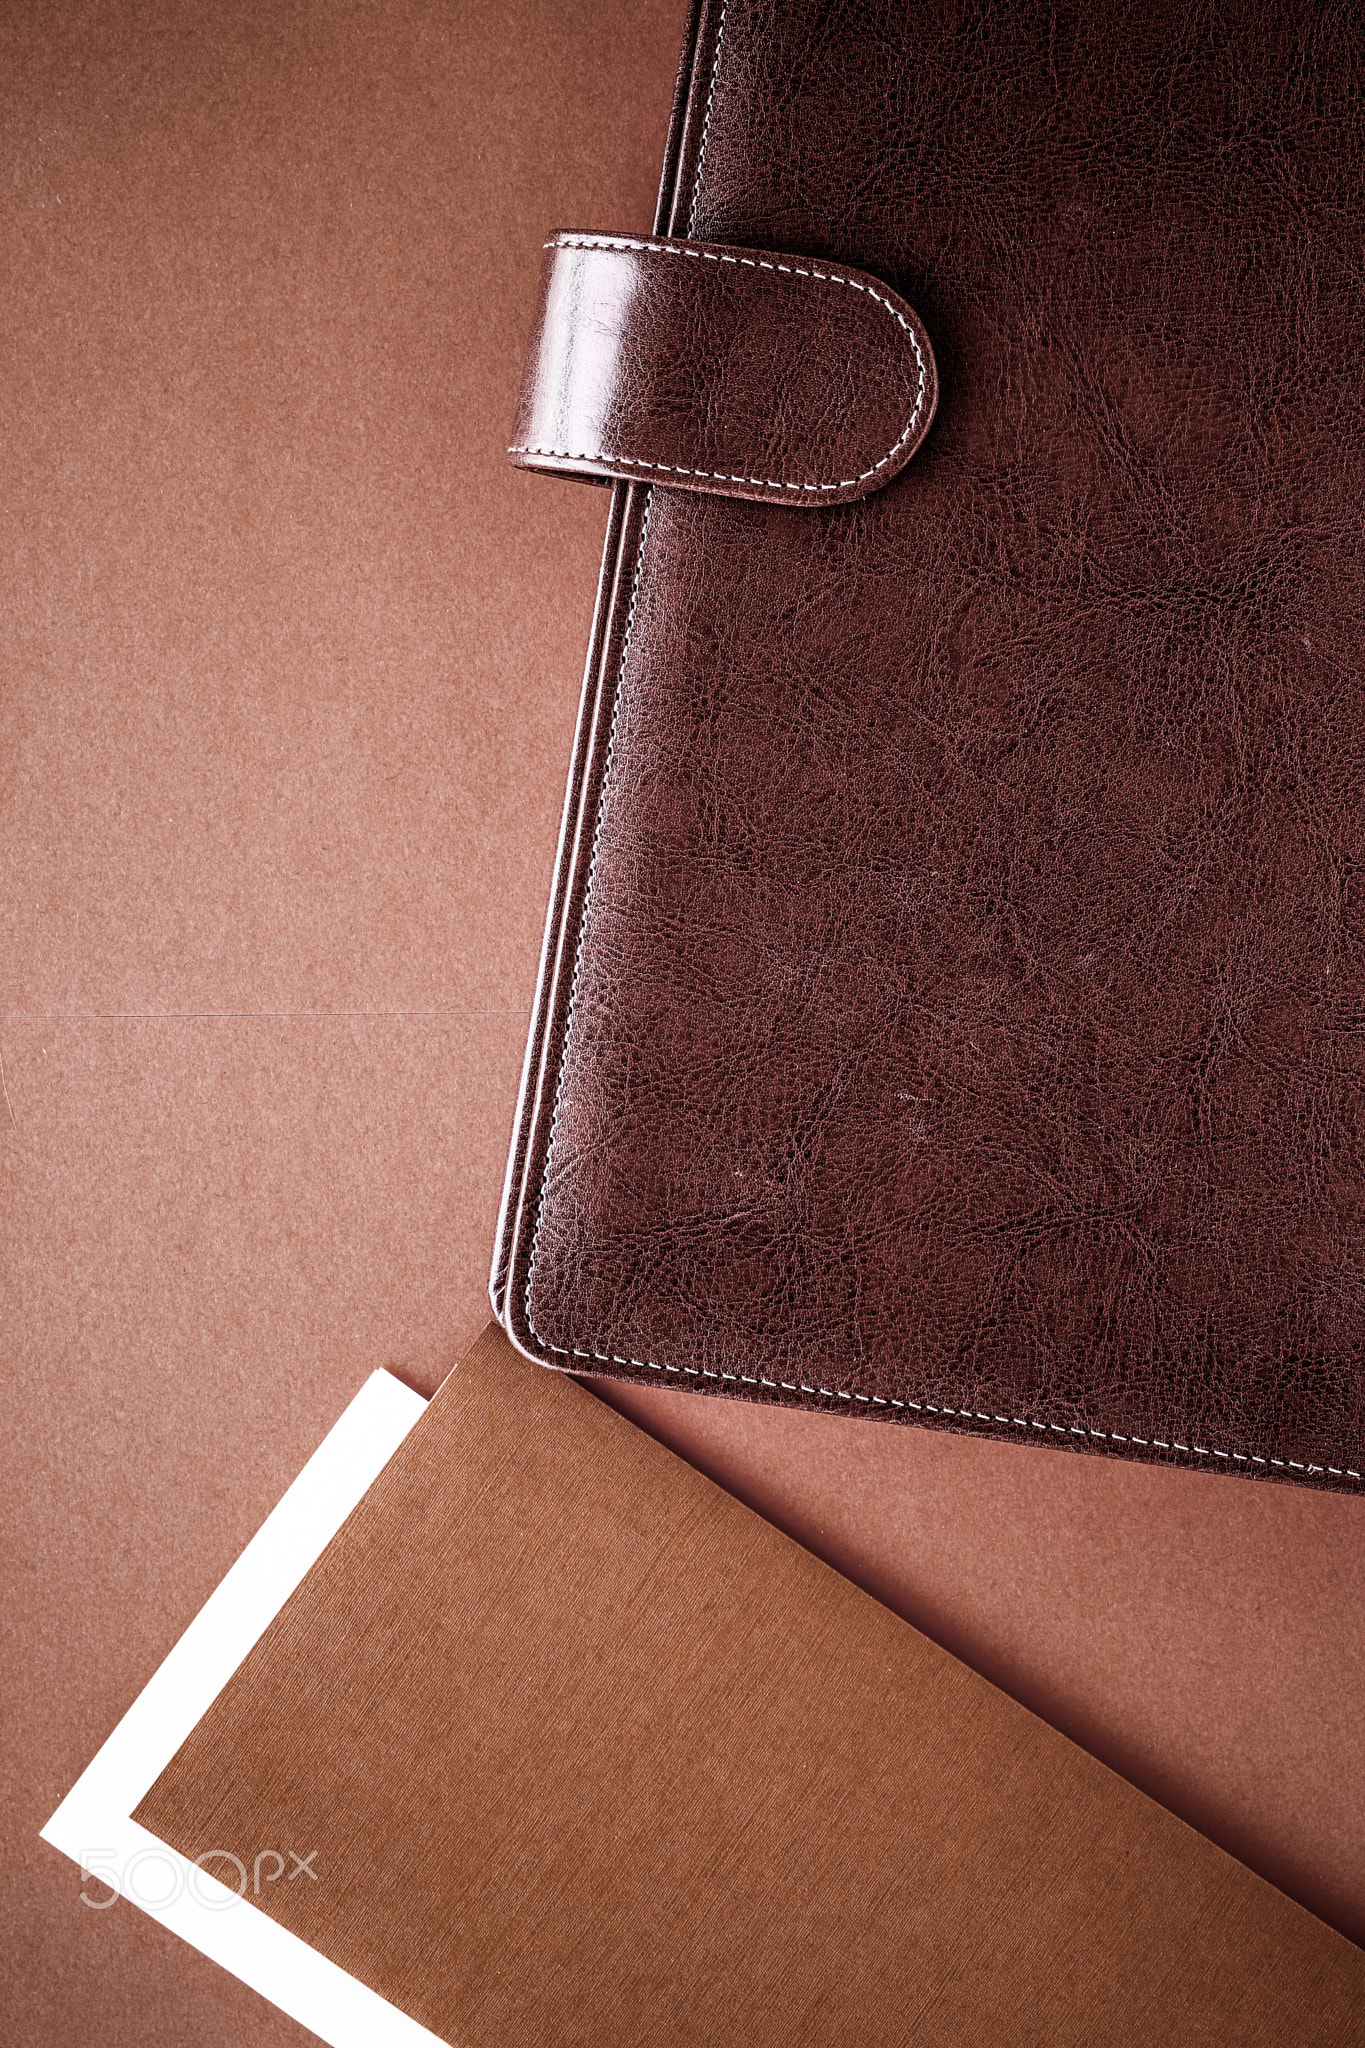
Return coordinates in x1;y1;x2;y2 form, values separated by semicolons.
3;3;1362;2044
135;1325;1365;2048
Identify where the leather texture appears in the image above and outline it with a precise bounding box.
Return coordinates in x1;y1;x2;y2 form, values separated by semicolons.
136;1325;1365;2046
509;230;937;505
496;0;1365;1494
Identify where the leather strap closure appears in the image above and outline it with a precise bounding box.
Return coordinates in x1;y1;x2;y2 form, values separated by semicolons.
509;231;938;508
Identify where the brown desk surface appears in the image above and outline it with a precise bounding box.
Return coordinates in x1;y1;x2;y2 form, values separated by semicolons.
5;4;1361;2043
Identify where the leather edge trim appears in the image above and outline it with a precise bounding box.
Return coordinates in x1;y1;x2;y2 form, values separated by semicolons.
496;0;726;1331
488;486;630;1317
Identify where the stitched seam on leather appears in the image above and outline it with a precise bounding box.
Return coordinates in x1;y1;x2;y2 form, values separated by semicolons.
685;0;726;238
523;492;656;1349
524;1327;1364;1482
509;235;928;494
527;909;1360;1483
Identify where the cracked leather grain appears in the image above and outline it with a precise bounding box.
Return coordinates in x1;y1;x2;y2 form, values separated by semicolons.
498;0;1365;1493
508;231;937;504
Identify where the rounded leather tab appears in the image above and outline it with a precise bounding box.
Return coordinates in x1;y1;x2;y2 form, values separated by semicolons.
509;231;938;507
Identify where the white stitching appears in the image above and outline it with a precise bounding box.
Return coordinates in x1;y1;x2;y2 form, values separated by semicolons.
686;0;726;239
514;2;1359;1495
525;1316;1363;1483
509;235;928;495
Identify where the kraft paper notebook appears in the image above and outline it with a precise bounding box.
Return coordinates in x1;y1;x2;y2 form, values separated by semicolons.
52;1325;1355;2045
491;0;1365;1492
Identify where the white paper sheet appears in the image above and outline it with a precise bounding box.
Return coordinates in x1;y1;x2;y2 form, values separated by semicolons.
42;1368;450;2048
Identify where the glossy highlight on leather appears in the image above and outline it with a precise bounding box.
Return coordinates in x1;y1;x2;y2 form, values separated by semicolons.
509;231;937;505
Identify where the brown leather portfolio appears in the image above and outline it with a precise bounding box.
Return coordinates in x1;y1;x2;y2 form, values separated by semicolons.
492;0;1365;1492
135;1324;1364;2045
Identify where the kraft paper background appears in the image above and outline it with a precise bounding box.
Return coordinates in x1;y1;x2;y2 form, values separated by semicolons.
6;3;1363;2043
